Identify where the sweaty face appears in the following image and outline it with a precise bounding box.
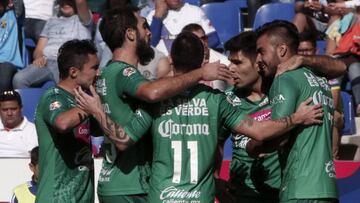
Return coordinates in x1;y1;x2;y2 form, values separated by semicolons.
76;54;100;88
229;51;259;89
298;41;316;56
0;100;23;129
256;34;280;78
135;14;154;65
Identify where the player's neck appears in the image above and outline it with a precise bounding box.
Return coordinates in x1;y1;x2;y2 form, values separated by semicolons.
112;46;138;68
57;80;77;96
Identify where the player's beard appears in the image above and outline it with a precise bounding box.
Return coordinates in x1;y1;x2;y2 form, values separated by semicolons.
136;36;154;66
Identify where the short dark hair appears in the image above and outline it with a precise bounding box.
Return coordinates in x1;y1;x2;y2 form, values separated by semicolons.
171;32;204;72
256;20;299;54
182;23;204;33
298;32;317;48
0;90;22;107
224;31;257;61
100;6;140;52
30;146;39;165
57;39;97;79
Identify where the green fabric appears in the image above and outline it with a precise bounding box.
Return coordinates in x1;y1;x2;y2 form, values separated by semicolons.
225;87;280;201
96;61;151;196
35;87;94;203
98;194;147;203
269;67;338;201
125;85;245;203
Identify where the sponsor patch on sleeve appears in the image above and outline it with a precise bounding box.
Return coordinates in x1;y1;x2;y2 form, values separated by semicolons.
49;101;62;111
123;67;136;77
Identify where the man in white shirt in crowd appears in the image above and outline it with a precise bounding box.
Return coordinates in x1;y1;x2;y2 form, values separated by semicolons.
0;90;38;157
182;23;230;91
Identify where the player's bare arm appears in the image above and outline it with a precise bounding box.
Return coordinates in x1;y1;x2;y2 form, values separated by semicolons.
136;61;231;102
233;97;323;141
74;86;134;150
276;55;346;78
54;107;88;133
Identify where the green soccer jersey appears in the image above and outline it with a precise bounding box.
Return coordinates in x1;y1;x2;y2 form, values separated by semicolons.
95;61;152;196
269;67;338;202
125;85;245;203
225;88;281;201
35;87;94;203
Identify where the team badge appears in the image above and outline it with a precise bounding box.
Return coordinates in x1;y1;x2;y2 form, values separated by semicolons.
49;101;62;110
123;67;136;77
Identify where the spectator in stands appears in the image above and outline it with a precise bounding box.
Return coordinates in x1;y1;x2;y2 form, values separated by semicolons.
298;31;344;159
147;0;220;55
23;0;56;43
11;146;39;203
325;6;360;115
12;0;93;89
247;0;271;26
293;0;344;39
330;0;360;8
182;23;229;91
0;90;38;157
0;0;25;93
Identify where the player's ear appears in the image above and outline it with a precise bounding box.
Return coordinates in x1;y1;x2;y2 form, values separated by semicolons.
277;43;287;57
69;66;78;78
126;28;136;42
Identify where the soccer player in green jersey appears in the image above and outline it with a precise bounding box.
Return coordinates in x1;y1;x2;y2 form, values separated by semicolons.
255;20;340;203
95;6;232;203
35;40;100;202
216;31;345;203
75;32;324;203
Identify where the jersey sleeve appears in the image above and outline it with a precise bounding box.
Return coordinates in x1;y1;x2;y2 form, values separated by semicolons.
117;66;148;97
42;94;69;126
124;108;153;142
219;93;246;130
269;75;300;119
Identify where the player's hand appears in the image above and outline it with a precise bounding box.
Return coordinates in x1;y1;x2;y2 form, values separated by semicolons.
276;55;304;76
293;97;323;125
154;0;168;18
200;60;231;81
74;85;102;116
32;56;47;68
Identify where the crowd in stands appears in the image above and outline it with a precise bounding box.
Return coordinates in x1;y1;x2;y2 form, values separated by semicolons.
0;0;359;202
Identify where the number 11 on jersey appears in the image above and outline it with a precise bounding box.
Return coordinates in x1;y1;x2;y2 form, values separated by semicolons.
171;141;198;184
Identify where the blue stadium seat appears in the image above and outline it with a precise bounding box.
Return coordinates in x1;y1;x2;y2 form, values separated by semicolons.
341;91;357;135
316;40;326;55
184;0;200;6
41;80;56;90
223;137;233;160
16;88;46;122
253;3;295;30
201;2;243;48
224;0;247;8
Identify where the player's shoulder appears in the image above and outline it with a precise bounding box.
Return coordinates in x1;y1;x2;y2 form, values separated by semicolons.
102;61;138;76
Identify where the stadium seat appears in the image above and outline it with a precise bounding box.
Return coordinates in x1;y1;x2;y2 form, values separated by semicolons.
341;91;356;135
253;2;295;30
201;2;243;48
16;88;45;122
41;80;56;90
184;0;200;6
316;40;326;55
224;0;247;8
